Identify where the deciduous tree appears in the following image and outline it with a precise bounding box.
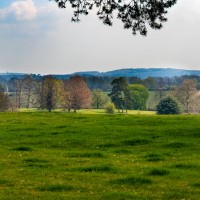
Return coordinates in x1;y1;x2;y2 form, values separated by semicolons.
128;84;149;110
0;85;10;111
36;75;63;112
23;75;35;108
92;89;110;109
64;76;92;112
173;79;197;113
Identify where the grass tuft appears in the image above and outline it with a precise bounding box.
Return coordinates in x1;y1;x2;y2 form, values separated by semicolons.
114;149;132;154
102;192;140;200
192;183;200;188
123;138;151;146
145;153;164;162
148;168;170;176
68;152;104;158
172;163;200;170
0;179;9;185
24;158;52;168
77;165;115;173
38;184;74;192
12;146;33;151
98;143;117;148
164;142;188;149
111;176;152;186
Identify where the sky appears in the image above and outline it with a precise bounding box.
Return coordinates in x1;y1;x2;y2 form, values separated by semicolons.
0;0;200;74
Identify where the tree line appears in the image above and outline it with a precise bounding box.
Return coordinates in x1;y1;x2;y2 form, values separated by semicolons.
0;75;149;113
0;74;200;114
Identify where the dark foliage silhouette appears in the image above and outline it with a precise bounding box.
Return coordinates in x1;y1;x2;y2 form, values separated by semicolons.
52;0;177;35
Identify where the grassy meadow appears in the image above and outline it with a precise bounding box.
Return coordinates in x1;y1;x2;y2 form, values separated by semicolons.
0;112;200;199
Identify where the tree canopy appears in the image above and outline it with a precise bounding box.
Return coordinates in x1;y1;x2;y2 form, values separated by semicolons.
52;0;177;35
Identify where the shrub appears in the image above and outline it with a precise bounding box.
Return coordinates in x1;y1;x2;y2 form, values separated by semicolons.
157;96;180;114
104;103;115;114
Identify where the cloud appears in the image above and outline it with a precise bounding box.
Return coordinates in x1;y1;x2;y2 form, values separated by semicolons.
0;0;37;21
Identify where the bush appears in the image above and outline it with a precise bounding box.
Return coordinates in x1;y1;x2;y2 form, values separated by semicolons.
157;96;180;114
105;103;115;114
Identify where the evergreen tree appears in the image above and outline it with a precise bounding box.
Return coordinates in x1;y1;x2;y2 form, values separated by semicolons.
157;96;180;114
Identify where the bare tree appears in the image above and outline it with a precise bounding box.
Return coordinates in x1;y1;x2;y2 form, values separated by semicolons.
23;75;35;108
174;80;197;113
13;79;24;108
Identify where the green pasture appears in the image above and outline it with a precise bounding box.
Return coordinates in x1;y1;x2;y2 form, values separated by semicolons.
18;108;156;115
0;112;200;199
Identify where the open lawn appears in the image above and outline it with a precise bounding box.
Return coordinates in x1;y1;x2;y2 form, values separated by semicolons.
0;112;200;199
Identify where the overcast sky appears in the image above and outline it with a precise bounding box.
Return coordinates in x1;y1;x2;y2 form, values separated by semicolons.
0;0;200;74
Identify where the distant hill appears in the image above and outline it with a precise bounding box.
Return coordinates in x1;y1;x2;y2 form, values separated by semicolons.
1;68;200;80
73;68;200;79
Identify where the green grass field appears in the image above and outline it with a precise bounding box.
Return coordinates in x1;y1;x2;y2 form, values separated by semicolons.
0;112;200;199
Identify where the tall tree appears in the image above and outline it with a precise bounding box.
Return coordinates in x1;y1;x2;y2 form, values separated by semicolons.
23;75;35;108
109;77;129;112
13;78;24;108
36;76;63;112
53;0;177;35
128;84;149;110
64;76;92;112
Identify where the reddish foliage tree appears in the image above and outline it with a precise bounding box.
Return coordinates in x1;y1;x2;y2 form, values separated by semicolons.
64;76;92;112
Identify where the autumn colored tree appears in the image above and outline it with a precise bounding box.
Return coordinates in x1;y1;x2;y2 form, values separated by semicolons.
64;76;92;112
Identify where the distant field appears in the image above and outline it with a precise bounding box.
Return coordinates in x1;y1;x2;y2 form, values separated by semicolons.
0;112;200;199
18;108;156;115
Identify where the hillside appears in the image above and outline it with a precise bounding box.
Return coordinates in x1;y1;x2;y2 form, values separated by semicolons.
1;68;200;80
74;68;200;78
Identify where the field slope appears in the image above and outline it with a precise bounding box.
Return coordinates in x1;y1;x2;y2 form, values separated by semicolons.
0;112;200;199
